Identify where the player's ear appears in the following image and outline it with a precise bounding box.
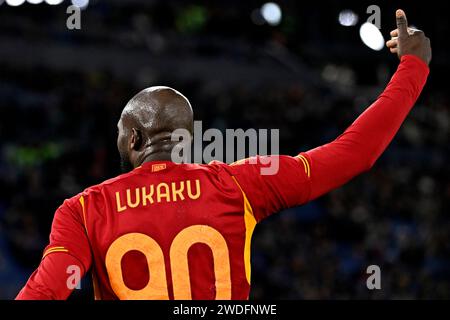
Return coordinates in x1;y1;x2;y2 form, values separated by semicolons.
130;128;142;151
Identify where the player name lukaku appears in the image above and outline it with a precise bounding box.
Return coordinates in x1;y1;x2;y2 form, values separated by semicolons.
115;179;201;212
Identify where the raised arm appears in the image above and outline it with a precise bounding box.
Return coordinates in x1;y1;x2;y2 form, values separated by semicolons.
306;10;431;200
228;10;431;222
304;9;431;201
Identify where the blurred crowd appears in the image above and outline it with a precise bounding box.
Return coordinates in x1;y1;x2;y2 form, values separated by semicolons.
0;1;449;299
1;62;448;299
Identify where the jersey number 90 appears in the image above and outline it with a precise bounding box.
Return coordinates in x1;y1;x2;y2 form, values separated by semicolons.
105;225;232;299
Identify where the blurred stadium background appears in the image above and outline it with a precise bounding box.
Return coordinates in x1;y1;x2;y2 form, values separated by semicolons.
0;0;448;299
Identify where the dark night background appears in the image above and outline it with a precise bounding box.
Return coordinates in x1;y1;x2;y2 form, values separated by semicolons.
0;0;448;299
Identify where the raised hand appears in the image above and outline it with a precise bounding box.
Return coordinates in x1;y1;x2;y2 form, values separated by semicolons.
385;9;432;65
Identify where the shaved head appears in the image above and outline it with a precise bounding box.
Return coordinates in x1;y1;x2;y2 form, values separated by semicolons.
117;86;193;171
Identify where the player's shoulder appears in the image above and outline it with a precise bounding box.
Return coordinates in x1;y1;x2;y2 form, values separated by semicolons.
61;158;276;206
206;157;274;177
77;161;224;192
166;161;231;174
167;161;235;177
215;155;288;171
218;154;308;178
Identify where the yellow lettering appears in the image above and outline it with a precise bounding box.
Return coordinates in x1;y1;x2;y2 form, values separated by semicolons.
126;188;140;208
171;181;185;202
186;179;201;200
115;192;127;213
157;183;171;203
142;186;154;206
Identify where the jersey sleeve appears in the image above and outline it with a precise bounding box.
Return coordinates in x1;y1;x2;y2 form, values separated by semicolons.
16;195;92;300
227;155;312;222
42;195;92;272
226;55;429;223
16;253;86;300
305;55;429;201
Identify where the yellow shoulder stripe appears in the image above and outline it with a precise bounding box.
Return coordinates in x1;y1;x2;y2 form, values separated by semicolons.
230;158;249;166
42;247;69;259
231;176;257;285
296;154;311;178
79;195;88;235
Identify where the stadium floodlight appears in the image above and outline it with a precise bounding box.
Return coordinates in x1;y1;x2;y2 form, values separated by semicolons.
27;0;44;4
45;0;64;5
338;10;358;27
261;2;282;26
71;0;88;9
359;22;385;51
6;0;26;6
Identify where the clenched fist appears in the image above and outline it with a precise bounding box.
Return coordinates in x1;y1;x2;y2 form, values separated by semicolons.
386;9;432;65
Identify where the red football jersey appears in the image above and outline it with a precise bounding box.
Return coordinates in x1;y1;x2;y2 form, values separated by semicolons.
43;155;311;300
17;55;429;300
